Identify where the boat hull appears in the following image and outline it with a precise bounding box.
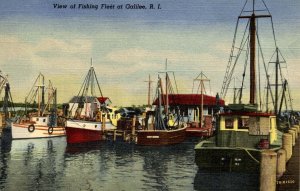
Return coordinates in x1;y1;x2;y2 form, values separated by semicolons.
194;140;281;173
136;127;186;146
65;120;116;144
186;127;213;137
11;123;65;139
65;126;103;144
195;146;261;173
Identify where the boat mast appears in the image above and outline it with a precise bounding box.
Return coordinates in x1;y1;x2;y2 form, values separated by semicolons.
275;48;279;114
165;59;168;116
90;58;94;97
249;6;256;105
144;74;153;108
37;73;44;117
194;72;209;128
238;0;271;106
41;73;45;113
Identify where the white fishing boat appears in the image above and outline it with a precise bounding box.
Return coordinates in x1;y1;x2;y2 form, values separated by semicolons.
12;73;65;139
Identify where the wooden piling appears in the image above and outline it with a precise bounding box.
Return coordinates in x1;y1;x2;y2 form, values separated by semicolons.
288;130;296;146
131;115;136;135
276;149;286;178
102;115;106;131
282;133;293;161
113;130;116;141
293;125;300;134
123;131;126;141
291;127;298;139
260;150;277;191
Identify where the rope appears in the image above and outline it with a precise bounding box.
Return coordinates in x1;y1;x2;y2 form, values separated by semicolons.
237;147;260;164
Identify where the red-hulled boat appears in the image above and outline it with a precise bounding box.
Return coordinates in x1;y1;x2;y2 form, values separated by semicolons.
136;70;187;146
136;127;186;146
65;62;119;144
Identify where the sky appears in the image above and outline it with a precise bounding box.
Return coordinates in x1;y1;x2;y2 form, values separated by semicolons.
0;0;299;110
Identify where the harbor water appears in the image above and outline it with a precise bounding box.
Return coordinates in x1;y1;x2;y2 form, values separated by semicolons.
0;134;259;191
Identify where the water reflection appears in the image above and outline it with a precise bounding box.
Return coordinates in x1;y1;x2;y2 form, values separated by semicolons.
194;170;259;191
65;141;103;154
0;137;66;190
0;136;260;190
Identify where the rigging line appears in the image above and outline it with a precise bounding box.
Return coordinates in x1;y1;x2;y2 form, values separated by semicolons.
279;62;284;84
8;89;15;113
221;19;241;97
222;19;250;98
84;69;92;97
152;78;160;106
93;69;103;97
227;34;249;101
91;67;94;97
278;48;287;63
28;88;38;106
172;72;179;94
69;69;90;117
261;0;272;15
286;83;293;111
256;31;275;107
261;0;278;48
278;48;289;84
266;50;277;77
25;74;41;103
239;35;250;103
201;72;210;95
239;0;248;16
167;74;173;94
284;89;288;111
270;18;277;48
257;22;262;110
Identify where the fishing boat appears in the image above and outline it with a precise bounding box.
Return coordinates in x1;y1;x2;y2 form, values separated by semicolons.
65;62;120;144
136;67;187;146
11;73;65;139
195;0;289;173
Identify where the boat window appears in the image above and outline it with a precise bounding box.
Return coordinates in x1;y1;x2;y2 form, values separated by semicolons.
43;119;46;122
238;117;249;129
225;117;234;129
36;118;39;121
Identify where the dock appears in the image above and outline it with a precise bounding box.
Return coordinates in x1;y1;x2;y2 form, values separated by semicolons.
276;137;300;191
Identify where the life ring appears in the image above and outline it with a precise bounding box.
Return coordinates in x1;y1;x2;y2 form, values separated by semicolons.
48;127;54;134
28;124;35;132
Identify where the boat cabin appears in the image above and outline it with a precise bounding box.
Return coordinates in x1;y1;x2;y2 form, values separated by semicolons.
216;105;278;149
30;116;49;126
68;96;112;118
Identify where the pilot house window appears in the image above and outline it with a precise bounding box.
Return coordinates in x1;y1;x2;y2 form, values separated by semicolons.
225;117;234;129
238;117;249;129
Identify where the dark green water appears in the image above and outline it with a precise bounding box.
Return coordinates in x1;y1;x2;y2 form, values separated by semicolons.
0;134;259;190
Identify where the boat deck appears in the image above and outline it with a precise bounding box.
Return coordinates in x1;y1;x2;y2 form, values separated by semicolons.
276;138;300;191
